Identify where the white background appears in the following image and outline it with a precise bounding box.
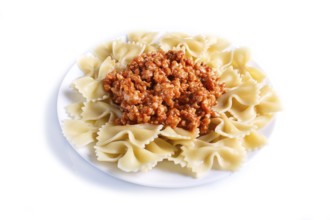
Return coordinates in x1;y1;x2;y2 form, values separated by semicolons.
1;0;329;219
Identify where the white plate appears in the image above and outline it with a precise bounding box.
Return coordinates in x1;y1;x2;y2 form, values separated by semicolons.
57;44;276;188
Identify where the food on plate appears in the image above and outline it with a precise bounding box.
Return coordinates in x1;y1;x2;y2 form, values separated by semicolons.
62;32;281;177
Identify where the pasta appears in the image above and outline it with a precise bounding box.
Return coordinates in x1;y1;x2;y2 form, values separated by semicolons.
65;102;83;119
112;40;145;67
61;31;281;178
62;120;97;147
213;113;256;138
73;76;109;101
182;138;246;177
93;40;114;61
128;31;158;44
97;123;163;147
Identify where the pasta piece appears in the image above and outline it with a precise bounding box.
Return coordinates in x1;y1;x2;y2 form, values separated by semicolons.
214;78;259;114
97;123;163;147
97;56;116;80
197;131;222;143
128;31;158;44
172;139;195;149
112;41;145;66
96;138;176;172
107;101;122;122
182;138;246;177
145;138;176;157
218;67;242;88
256;85;281;115
228;98;257;122
232;47;251;70
93;117;110;128
183;35;207;58
213;114;255;138
95;141;126;162
160;126;199;140
159;32;189;51
81;101;112;121
167;151;187;167
242;130;267;151
77;56;101;77
253;114;274;129
65;102;83;119
210;50;233;69
201;36;232;68
206;36;231;55
96;141;164;172
170;35;209;60
144;43;160;53
73;76;108;101
245;66;266;83
62;119;97;147
93;40;114;61
117;144;164;172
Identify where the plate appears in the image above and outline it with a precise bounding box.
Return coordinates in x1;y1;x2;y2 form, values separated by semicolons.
57;34;276;188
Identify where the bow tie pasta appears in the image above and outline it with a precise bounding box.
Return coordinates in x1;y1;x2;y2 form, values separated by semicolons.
62;32;281;178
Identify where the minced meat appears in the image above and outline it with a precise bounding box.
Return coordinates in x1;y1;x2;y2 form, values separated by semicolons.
103;50;225;134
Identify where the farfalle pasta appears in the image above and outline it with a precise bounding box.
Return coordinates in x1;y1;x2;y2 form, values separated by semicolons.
62;31;281;178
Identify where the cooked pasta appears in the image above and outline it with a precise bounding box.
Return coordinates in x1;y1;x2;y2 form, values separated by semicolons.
61;31;281;178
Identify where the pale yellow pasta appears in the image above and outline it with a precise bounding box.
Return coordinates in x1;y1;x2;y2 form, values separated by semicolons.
213;114;255;138
159;32;189;51
218;67;242;88
167;152;187;167
256;85;282;115
145;138;176;156
197;36;232;68
252;114;274;129
245;66;266;83
95;141;126;162
62;120;97;147
128;31;158;44
117;144;164;172
78;56;101;77
96;138;175;172
112;41;145;66
93;117;111;129
242;130;267;151
214;78;259;115
160;126;199;140
182;138;246;177
65;102;83;119
182;35;207;58
144;43;160;53
210;50;233;69
197;131;223;143
96;141;163;172
81;101;112;121
97;56;116;80
227;98;257;122
206;36;231;54
232;47;251;69
73;76;108;101
61;32;281;178
97;123;163;147
93;40;114;61
160;34;208;58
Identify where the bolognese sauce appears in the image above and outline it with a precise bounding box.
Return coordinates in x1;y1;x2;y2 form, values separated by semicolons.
103;50;225;134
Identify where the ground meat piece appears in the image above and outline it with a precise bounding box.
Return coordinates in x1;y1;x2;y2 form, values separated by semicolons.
103;50;225;134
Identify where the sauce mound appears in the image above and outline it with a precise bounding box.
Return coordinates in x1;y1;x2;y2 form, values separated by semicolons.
103;50;225;134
